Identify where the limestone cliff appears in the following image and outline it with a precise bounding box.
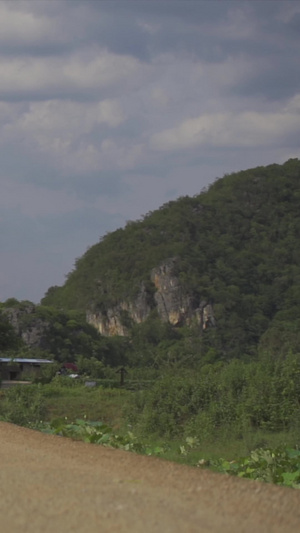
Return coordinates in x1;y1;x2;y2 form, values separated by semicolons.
86;282;152;336
150;258;194;326
3;260;216;343
3;304;50;349
86;258;215;336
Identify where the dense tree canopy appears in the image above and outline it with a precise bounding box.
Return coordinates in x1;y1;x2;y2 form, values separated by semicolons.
0;311;20;352
40;159;300;362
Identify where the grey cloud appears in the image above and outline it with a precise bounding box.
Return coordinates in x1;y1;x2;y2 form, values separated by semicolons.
0;0;299;302
232;57;300;101
0;0;150;61
287;12;300;34
0;141;130;199
80;0;299;64
1;0;288;66
0;85;122;105
86;0;230;24
1;1;297;106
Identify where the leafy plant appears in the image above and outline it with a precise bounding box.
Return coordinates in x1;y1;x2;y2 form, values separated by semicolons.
42;417;168;456
200;447;300;488
40;417;300;490
0;385;46;427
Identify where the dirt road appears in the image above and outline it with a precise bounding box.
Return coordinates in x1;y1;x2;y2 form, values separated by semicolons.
0;422;300;532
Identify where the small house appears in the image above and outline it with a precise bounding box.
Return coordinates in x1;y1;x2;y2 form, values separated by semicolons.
0;358;53;382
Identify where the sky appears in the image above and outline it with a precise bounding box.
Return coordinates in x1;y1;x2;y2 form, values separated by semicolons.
0;0;300;303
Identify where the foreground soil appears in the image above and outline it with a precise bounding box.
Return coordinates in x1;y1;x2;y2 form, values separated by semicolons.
0;422;300;532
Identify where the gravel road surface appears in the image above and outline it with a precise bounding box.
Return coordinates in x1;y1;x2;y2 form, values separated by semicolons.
0;422;300;532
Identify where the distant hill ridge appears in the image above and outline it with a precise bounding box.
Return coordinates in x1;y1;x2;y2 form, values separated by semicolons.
41;158;300;358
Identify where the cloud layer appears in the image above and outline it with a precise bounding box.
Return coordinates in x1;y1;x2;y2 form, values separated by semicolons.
0;0;299;302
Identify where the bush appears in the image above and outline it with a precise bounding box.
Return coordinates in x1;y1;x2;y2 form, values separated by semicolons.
129;355;300;440
0;385;46;426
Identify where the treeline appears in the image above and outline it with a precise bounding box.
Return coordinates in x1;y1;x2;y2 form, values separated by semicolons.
2;159;300;366
127;351;300;442
0;300;127;369
40;158;300;360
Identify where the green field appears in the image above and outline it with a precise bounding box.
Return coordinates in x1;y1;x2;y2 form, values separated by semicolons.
1;377;300;489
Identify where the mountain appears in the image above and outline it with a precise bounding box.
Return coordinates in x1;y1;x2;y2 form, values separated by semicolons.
0;299;129;370
40;158;300;361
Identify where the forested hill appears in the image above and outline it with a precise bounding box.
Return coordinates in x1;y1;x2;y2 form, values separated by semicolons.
42;158;300;359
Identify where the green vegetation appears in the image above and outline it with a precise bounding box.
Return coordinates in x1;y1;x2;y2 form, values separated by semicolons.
0;309;21;352
42;417;166;456
0;375;299;489
127;352;300;440
0;385;46;427
41;158;300;362
3;159;300;368
42;379;130;426
1;159;300;489
0;300;129;368
206;447;300;488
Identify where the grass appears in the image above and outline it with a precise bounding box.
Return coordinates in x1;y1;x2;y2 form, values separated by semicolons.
1;381;299;476
127;428;300;467
42;383;300;468
41;383;131;429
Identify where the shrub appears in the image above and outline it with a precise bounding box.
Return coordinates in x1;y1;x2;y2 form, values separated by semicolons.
0;385;46;427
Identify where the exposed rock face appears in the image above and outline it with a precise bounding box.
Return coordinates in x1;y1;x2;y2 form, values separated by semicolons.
150;258;194;326
4;261;216;341
86;258;216;336
3;305;50;348
87;310;126;337
201;301;216;329
86;283;152;336
87;306;129;337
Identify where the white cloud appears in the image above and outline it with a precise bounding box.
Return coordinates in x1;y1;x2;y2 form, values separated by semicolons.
15;98;125;137
151;86;169;107
137;19;161;35
0;3;52;46
96;100;126;127
284;94;300;112
151;96;300;151
0;1;101;51
59;137;144;175
1;98;127;170
99;138;144;170
0;101;25;125
0;0;299;305
0;51;140;98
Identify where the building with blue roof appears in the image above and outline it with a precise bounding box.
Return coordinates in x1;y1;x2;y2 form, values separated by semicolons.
0;358;53;382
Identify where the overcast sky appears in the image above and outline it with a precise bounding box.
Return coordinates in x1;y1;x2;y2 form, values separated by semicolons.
0;0;299;303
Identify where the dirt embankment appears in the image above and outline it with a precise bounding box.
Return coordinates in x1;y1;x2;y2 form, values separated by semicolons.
0;422;299;533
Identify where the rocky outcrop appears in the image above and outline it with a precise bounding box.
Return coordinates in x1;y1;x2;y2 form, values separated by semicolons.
150;258;194;326
3;304;50;348
87;309;126;337
86;258;216;336
199;301;216;329
4;260;216;342
86;282;152;336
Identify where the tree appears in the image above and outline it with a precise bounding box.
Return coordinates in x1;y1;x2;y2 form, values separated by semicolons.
0;311;20;351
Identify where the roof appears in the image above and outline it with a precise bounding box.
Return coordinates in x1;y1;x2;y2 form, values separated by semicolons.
0;358;53;364
63;362;78;371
